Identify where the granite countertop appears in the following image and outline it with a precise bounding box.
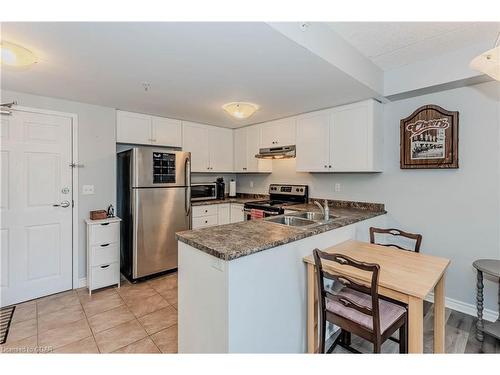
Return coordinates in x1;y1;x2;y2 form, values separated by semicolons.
191;197;260;206
177;202;386;261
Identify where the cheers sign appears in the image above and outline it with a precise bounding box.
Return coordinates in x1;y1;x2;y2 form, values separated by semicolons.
406;118;450;137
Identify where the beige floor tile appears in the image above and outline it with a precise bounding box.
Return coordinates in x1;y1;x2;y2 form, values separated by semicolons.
138;305;177;335
11;301;37;324
37;292;80;316
118;283;158;303
127;293;169;318
38;318;92;349
78;286;117;304
94;319;147;353
151;325;178;353
6;318;37;343
38;304;85;333
0;335;39;354
88;305;135;333
112;337;160;353
81;292;124;317
52;336;99;354
148;274;177;295
158;287;177;306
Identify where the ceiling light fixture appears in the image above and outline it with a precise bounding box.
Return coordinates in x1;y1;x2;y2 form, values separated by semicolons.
222;102;259;119
0;41;37;67
470;33;500;81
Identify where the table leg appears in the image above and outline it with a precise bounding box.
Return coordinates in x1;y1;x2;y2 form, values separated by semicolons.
408;296;424;353
476;270;484;341
307;263;317;353
433;274;446;353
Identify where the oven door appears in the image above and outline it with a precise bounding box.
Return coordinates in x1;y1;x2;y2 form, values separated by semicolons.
243;208;281;221
191;183;217;201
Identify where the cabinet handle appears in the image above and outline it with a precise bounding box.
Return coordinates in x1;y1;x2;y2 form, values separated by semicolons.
324;165;327;168
100;243;110;247
329;165;332;168
100;265;110;269
100;223;110;226
205;220;208;223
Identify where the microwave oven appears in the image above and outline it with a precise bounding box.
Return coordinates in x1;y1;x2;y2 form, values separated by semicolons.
191;182;217;201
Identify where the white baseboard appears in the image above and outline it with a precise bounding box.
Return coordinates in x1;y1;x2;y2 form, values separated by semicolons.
425;293;498;322
78;277;87;288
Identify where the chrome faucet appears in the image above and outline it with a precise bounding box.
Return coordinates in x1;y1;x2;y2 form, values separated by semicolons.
314;200;330;220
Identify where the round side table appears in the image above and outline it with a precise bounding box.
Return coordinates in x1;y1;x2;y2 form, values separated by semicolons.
472;259;500;342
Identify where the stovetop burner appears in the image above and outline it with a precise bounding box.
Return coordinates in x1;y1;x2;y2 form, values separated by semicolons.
243;184;309;214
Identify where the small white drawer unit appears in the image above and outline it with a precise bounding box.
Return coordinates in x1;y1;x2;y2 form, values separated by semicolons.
85;217;122;294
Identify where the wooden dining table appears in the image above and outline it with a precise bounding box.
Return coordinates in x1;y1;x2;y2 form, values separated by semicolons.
303;240;450;353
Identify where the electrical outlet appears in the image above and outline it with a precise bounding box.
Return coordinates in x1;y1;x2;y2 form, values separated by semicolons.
82;185;95;195
334;183;341;193
250;181;254;188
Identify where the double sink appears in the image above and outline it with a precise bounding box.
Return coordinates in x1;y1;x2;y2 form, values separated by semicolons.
265;211;338;228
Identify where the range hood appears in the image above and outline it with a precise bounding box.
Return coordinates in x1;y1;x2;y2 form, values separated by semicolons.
255;145;296;159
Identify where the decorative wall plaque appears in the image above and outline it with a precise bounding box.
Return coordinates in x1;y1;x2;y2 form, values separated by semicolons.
400;105;459;169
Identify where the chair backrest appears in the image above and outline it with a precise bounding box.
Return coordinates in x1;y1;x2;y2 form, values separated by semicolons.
369;227;422;253
313;248;381;335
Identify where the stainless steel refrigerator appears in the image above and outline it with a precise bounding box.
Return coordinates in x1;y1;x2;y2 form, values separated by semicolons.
117;147;191;281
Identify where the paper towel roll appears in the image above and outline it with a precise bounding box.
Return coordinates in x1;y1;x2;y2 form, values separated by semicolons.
229;180;236;197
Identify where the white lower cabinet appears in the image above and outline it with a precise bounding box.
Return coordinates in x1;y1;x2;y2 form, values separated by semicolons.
217;204;231;225
192;203;245;229
230;204;245;223
86;217;121;294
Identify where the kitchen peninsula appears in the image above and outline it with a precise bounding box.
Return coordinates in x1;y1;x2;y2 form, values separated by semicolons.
176;200;386;353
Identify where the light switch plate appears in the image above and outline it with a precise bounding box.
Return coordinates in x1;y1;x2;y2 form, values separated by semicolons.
334;183;341;192
82;185;95;195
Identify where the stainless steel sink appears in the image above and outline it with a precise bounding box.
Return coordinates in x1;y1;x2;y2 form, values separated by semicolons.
288;211;338;221
266;216;317;227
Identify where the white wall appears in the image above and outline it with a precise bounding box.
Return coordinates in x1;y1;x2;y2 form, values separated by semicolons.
238;81;500;313
1;89;116;280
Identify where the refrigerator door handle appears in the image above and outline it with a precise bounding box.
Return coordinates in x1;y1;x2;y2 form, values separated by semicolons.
185;157;192;224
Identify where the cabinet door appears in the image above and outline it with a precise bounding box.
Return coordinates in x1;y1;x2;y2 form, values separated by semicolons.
217;204;231;225
247;125;272;172
330;104;369;171
116;111;152;144
230;204;245;223
209;127;233;172
182;122;209;172
296;112;331;172
152;116;182;147
234;128;247;172
260;118;295;148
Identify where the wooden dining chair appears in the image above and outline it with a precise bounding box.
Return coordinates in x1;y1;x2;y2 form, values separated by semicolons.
313;248;408;354
369;227;422;253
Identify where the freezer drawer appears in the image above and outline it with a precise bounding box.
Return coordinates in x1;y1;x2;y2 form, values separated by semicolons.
133;187;190;278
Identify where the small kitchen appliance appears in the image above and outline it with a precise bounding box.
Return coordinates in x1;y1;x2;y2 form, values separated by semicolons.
216;177;225;200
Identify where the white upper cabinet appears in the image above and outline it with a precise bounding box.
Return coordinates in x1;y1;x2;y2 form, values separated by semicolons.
116;111;151;145
116;110;182;147
182;122;210;172
182;122;234;173
260;118;296;148
295;99;383;172
296;110;331;172
151;116;182;147
209;126;234;173
233;126;272;173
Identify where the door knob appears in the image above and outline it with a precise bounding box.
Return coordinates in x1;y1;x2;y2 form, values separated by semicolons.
53;200;70;208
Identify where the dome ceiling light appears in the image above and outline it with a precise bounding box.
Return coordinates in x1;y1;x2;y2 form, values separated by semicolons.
0;41;37;67
222;102;259;119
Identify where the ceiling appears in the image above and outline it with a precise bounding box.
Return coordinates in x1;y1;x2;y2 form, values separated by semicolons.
1;22;375;128
328;22;500;71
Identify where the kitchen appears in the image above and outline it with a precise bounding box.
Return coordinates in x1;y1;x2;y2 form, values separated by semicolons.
1;12;500;364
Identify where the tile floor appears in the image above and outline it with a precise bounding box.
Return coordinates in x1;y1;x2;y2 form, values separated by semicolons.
1;272;178;354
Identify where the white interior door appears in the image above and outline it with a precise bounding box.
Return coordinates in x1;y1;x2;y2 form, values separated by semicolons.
1;109;73;307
